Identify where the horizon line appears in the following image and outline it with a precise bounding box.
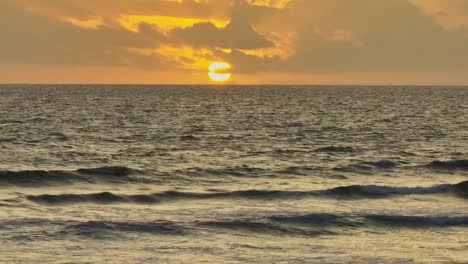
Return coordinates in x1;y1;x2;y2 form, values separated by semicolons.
1;83;468;87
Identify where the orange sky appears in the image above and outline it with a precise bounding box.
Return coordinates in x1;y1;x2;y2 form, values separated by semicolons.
1;0;468;84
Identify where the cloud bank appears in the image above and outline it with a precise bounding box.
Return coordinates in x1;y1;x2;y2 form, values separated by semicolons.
1;0;468;84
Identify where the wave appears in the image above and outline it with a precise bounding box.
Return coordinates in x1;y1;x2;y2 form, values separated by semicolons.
26;181;468;205
200;213;468;234
270;213;468;228
0;166;142;187
178;166;267;177
315;146;357;153
269;213;358;227
452;180;468;198
425;159;468;170
323;183;455;198
27;192;160;205
3;213;467;240
197;220;333;236
0;170;82;187
363;160;398;169
276;166;321;176
62;220;185;236
26;190;308;205
333;160;398;173
76;166;134;177
364;215;468;227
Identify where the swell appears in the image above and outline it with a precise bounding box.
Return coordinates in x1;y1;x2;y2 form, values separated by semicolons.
26;181;468;205
0;166;144;187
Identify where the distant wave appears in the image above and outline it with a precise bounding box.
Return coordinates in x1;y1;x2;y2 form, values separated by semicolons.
363;160;398;169
425;159;468;170
197;220;333;236
177;166;268;177
269;213;358;227
277;165;320;176
0;166;143;187
333;160;398;173
26;180;468;205
315;146;357;153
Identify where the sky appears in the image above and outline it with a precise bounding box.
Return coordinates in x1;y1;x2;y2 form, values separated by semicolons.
1;0;468;84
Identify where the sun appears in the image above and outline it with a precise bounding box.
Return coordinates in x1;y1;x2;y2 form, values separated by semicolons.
208;62;231;82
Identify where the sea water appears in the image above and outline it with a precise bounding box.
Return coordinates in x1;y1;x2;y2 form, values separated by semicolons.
0;85;467;263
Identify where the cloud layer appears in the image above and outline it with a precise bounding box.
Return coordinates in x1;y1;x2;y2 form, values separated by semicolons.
1;0;468;84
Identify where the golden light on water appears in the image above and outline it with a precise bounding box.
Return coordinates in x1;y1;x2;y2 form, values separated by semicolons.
208;62;232;83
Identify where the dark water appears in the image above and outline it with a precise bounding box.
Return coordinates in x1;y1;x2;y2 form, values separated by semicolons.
0;85;467;263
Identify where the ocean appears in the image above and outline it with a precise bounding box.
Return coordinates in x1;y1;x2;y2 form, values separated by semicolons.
0;85;467;263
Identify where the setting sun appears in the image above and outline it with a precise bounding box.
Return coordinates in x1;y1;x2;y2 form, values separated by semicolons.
208;62;231;82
